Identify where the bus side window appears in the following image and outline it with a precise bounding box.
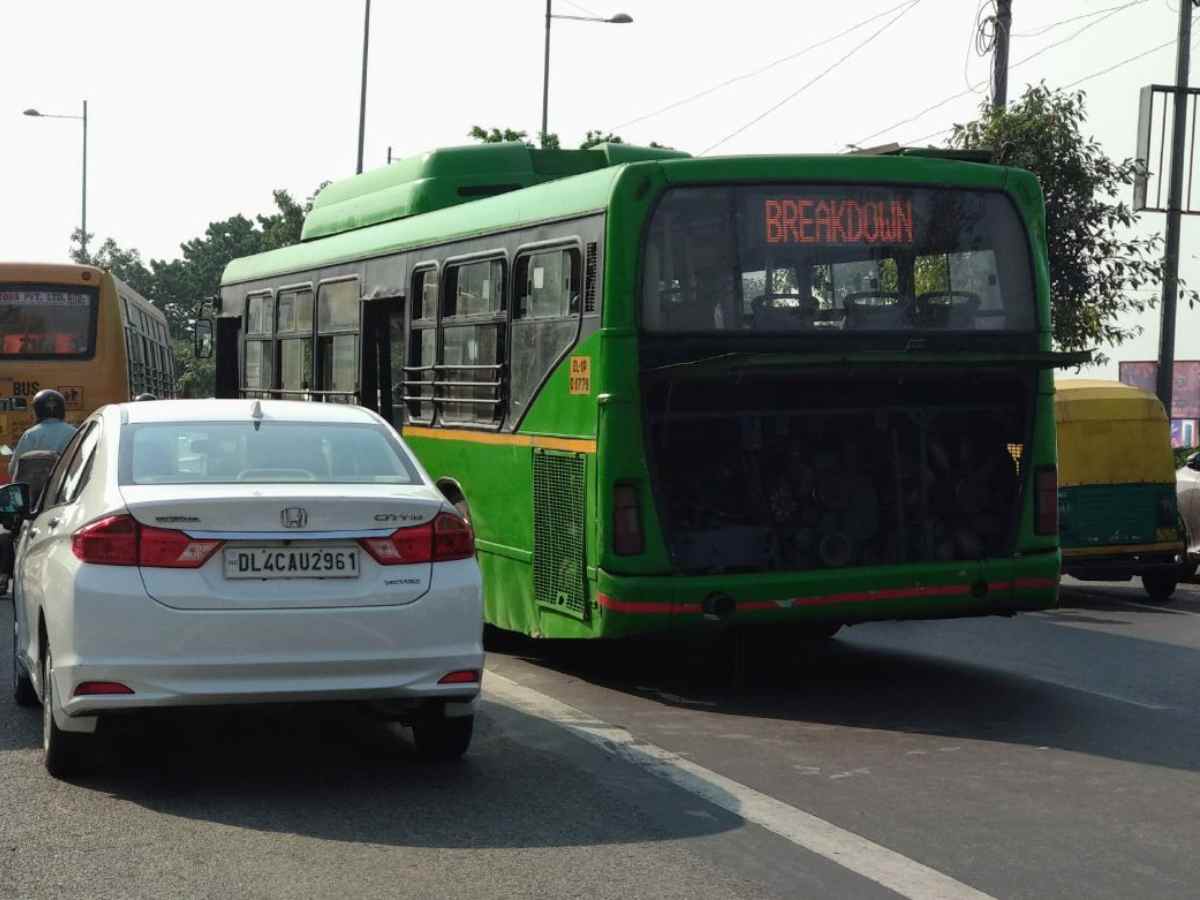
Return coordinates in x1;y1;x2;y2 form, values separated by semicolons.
405;268;438;424
277;287;314;398
244;291;274;398
316;280;359;403
510;247;582;416
440;258;505;427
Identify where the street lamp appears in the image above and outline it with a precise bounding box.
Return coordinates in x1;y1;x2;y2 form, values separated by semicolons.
23;102;88;258
541;2;632;145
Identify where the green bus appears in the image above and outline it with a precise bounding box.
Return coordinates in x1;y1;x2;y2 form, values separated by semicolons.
213;141;1082;640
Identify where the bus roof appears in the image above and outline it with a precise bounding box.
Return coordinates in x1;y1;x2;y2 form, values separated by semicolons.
221;150;1032;289
1055;379;1168;423
0;262;106;285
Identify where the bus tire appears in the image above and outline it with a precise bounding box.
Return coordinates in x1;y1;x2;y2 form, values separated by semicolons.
1141;573;1178;604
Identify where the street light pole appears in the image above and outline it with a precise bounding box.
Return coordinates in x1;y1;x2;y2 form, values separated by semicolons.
540;4;632;147
22;102;89;259
81;99;88;258
356;0;371;175
1155;0;1195;415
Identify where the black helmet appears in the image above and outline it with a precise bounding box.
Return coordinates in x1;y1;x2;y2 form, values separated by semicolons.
32;389;66;422
133;393;158;402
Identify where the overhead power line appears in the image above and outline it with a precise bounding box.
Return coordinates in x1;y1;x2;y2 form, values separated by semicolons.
611;0;915;132
853;0;1143;147
1012;0;1147;38
894;36;1184;148
702;0;923;155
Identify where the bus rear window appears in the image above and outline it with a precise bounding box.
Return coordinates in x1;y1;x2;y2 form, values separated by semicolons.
641;186;1036;334
0;285;98;358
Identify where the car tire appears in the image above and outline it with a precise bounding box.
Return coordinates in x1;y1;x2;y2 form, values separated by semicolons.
1141;573;1178;604
13;624;36;707
412;713;474;761
42;647;89;779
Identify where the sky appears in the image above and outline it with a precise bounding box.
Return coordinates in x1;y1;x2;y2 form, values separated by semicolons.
1;0;1196;377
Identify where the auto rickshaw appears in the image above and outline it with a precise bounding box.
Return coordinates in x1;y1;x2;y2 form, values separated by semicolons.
1055;379;1188;602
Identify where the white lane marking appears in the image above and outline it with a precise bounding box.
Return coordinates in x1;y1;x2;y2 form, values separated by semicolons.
486;672;997;900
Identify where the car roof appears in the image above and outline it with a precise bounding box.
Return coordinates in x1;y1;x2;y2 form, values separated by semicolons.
116;399;381;426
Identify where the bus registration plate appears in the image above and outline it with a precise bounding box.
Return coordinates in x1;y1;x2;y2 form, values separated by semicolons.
224;546;361;579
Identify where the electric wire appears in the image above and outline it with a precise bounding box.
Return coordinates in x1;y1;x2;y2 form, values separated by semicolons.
894;36;1184;149
702;0;923;155
610;0;915;132
853;0;1143;147
559;0;602;19
964;0;995;93
1012;0;1148;38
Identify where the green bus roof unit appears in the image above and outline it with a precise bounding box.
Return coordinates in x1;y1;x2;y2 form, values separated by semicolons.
301;141;690;242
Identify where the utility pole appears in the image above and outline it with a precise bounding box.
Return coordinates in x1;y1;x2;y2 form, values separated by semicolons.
1155;0;1195;415
541;0;552;145
80;99;88;259
992;0;1012;110
356;0;371;174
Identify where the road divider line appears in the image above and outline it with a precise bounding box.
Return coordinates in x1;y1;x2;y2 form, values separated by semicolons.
485;672;997;900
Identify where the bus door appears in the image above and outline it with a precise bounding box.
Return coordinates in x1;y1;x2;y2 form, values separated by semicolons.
359;296;406;426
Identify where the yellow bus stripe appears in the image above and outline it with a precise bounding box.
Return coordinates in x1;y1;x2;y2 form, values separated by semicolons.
402;426;596;454
1061;541;1183;558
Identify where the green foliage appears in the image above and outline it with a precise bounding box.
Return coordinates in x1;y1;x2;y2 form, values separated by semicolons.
69;185;327;397
950;84;1197;363
468;126;666;151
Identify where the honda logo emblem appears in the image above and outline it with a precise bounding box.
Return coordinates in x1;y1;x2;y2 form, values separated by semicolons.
281;507;308;529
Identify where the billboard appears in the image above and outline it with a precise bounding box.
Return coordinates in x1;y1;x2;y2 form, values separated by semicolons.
1118;360;1200;419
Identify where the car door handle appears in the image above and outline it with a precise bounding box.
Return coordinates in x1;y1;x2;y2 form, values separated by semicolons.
47;518;61;530
27;528;38;539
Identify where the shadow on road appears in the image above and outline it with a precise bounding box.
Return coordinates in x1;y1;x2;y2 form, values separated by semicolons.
489;603;1200;776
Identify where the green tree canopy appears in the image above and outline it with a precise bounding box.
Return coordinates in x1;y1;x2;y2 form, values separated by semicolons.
68;184;327;396
467;126;669;151
950;84;1195;363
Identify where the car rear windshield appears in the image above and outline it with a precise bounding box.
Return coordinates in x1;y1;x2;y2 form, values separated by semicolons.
118;421;420;485
642;185;1036;334
0;284;98;358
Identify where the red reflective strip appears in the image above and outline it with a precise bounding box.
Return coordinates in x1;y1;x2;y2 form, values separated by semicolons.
598;578;1058;616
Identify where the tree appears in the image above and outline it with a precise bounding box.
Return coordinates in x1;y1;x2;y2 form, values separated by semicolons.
66;185;327;395
468;126;668;151
950;84;1196;363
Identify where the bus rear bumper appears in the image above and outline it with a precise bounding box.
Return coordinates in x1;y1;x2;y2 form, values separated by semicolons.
1062;543;1185;582
593;553;1060;635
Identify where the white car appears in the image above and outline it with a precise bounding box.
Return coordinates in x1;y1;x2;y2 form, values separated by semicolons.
1;399;483;777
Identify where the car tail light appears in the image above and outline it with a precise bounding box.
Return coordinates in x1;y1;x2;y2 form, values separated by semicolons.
613;483;644;555
73;515;223;568
1035;466;1058;536
433;511;474;561
438;670;480;685
359;512;474;566
74;681;134;696
139;524;223;568
72;515;139;565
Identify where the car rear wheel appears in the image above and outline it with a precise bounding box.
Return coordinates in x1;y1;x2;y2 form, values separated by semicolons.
42;647;90;778
412;713;474;761
1141;573;1179;604
13;623;36;707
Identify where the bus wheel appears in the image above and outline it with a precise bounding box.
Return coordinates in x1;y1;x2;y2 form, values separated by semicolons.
1141;573;1178;604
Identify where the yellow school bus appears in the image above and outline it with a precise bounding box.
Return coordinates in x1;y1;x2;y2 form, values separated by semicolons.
0;262;175;478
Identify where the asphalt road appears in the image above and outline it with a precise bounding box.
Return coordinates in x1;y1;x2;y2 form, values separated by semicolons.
2;580;1198;899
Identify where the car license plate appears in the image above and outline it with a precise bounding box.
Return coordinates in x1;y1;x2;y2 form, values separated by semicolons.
224;546;361;579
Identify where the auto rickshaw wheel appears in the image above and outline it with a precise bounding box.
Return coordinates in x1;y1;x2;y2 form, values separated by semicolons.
1141;573;1179;604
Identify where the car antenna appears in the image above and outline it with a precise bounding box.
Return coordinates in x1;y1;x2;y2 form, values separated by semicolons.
251;398;263;431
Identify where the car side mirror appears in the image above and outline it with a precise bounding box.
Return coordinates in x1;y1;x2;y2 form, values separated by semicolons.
1188;453;1200;472
194;317;214;359
0;482;30;531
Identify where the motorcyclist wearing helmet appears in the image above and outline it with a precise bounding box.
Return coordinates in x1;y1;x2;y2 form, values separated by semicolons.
8;389;76;477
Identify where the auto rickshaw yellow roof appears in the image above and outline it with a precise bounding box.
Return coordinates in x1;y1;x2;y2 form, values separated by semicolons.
1054;378;1168;423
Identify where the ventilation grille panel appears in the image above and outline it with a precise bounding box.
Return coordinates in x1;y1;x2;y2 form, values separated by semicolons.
533;450;589;620
583;242;598;314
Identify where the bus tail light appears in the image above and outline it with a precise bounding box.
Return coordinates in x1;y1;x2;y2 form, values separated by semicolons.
1035;467;1058;536
359;512;475;565
613;483;644;555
